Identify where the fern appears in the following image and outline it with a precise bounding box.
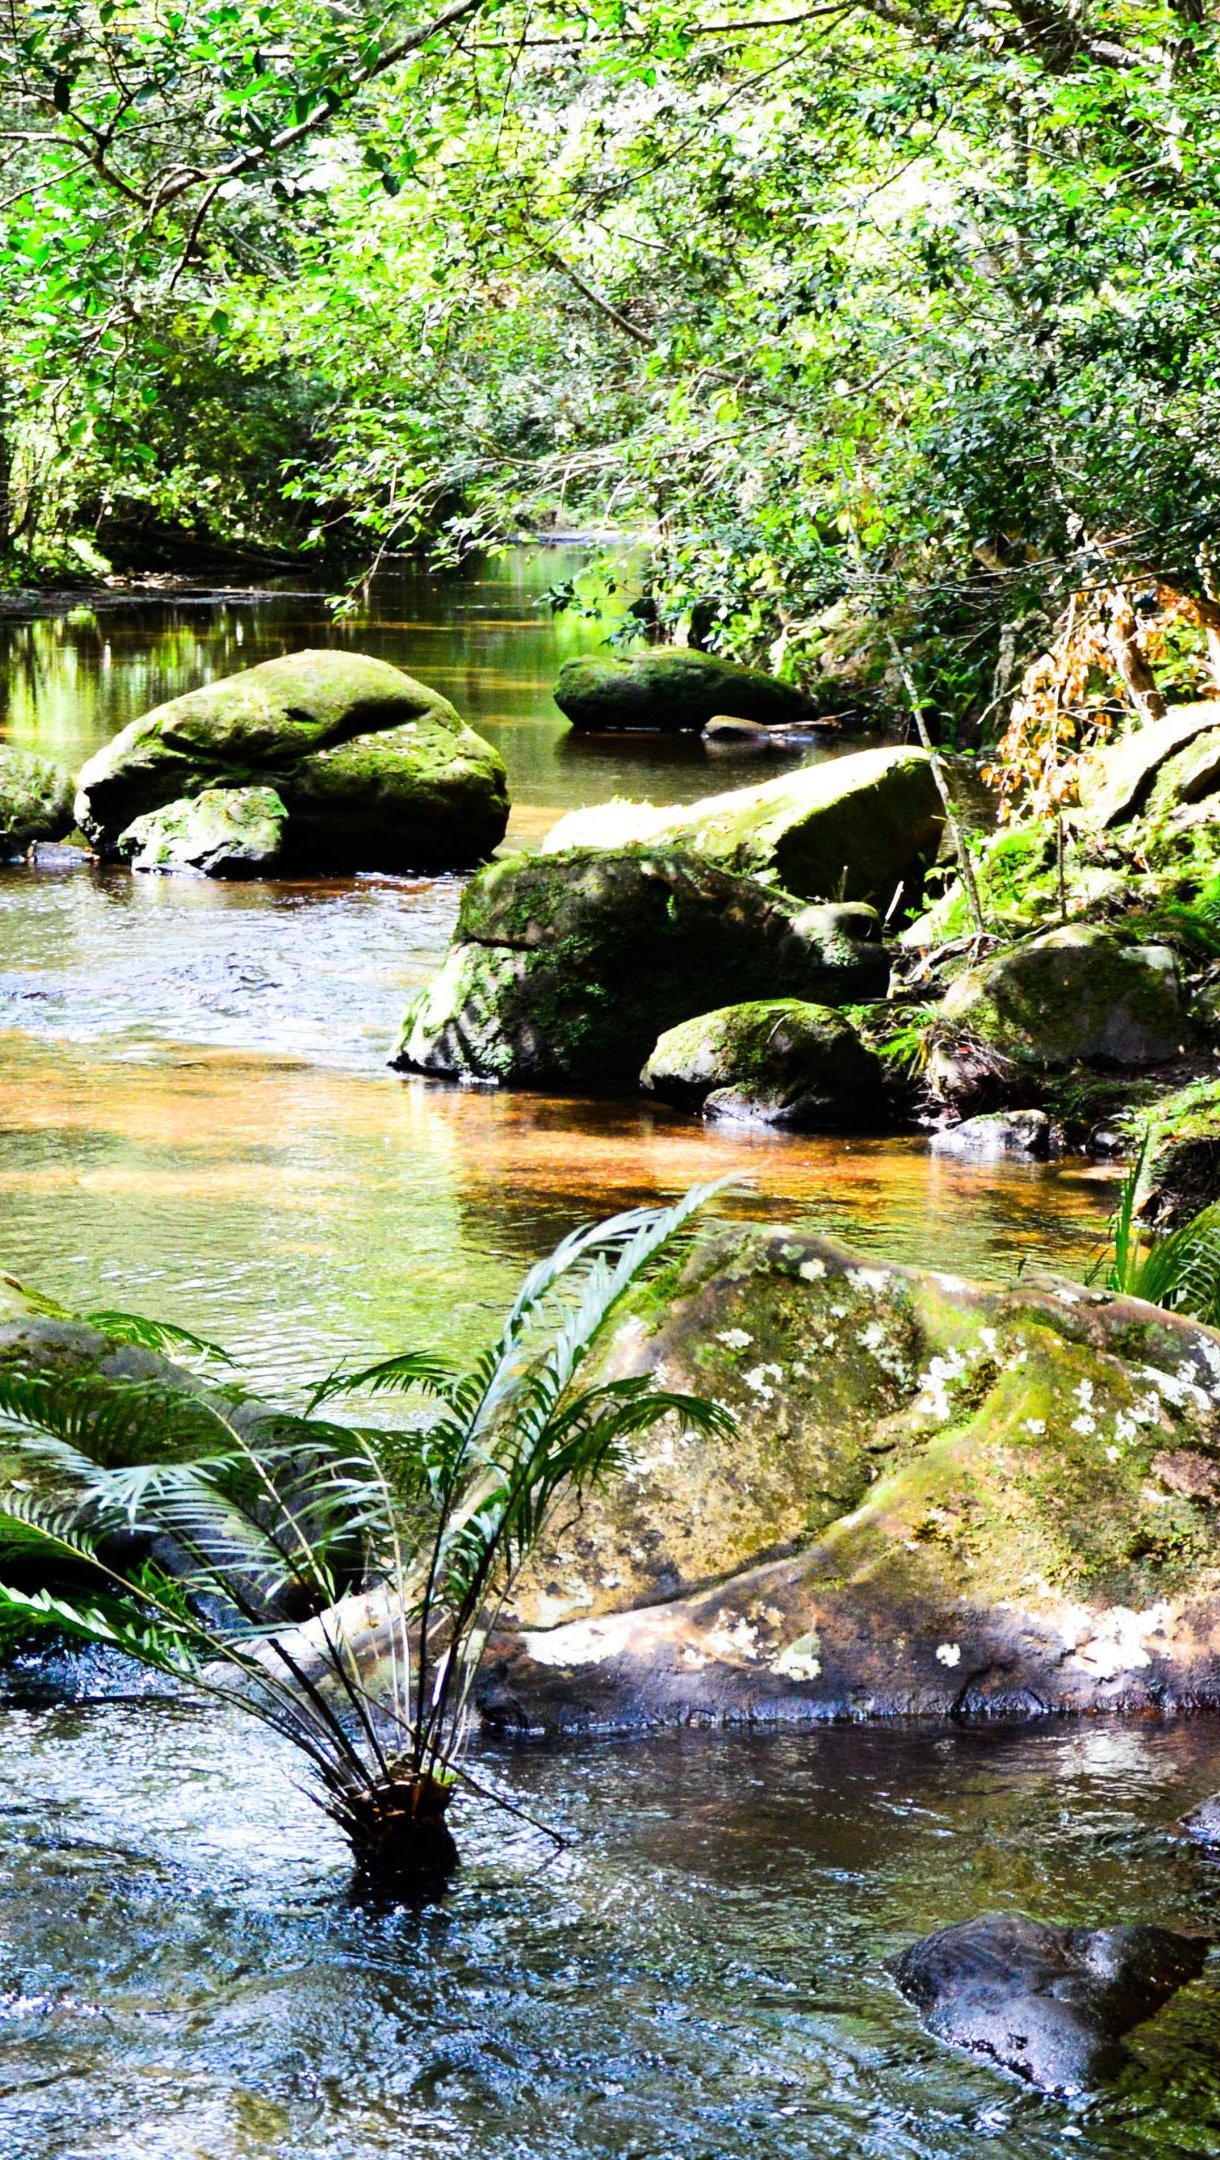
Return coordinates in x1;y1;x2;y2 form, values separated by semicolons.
0;1185;735;1889
1093;1127;1220;1325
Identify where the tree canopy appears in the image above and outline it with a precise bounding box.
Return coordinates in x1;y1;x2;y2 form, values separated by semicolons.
3;0;1219;729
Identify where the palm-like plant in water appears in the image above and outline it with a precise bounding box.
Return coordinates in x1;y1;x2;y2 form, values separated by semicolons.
1094;1129;1220;1324
0;1188;732;1891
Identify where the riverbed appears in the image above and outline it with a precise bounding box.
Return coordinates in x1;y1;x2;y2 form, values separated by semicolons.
1;553;1215;2160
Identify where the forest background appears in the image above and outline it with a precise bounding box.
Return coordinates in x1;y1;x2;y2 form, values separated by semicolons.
3;0;1220;743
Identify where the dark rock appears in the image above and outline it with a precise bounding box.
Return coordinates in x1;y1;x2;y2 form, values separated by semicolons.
74;648;509;872
641;1000;887;1129
889;1913;1210;2093
931;1110;1051;1161
0;747;74;857
395;846;883;1091
929;925;1184;1110
118;785;288;877
554;649;810;734
543;746;945;908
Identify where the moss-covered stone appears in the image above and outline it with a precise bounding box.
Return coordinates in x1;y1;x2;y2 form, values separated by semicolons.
118;786;288;877
467;1224;1220;1728
932;926;1185;1101
1077;702;1220;829
0;747;74;857
554;649;810;733
1140;1077;1220;1227
641;999;887;1128
395;846;886;1091
74;648;509;872
542;745;944;907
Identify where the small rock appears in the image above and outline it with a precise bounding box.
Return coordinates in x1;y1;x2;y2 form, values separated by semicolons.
931;1110;1051;1162
555;650;811;734
890;1912;1210;2093
641;999;887;1130
1181;1795;1220;1847
119;786;289;877
0;746;74;857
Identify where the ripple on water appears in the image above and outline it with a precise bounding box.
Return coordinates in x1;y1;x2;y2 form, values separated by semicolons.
0;1707;1217;2160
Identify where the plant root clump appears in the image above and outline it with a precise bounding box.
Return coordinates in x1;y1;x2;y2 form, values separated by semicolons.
334;1771;460;1897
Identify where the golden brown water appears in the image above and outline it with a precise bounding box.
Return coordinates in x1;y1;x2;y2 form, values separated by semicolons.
0;548;1113;1386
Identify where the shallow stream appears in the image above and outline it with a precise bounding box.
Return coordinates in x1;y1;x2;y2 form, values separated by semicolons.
1;552;1214;2159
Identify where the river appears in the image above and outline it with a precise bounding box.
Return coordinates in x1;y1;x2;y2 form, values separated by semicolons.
1;551;1215;2160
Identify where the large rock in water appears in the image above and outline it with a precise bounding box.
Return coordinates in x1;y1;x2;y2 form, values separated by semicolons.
554;650;809;733
395;848;883;1091
929;924;1183;1108
890;1914;1210;2094
286;1222;1220;1734
640;999;886;1128
542;747;943;907
118;786;288;877
74;649;509;872
0;747;74;857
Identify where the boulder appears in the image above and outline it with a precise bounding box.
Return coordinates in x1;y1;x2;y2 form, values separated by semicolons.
542;746;944;908
929;926;1184;1108
641;1001;886;1128
1140;1079;1220;1228
554;650;810;733
305;1222;1220;1734
1077;702;1220;829
889;1914;1210;2093
394;847;882;1092
930;1110;1052;1161
74;648;509;872
0;747;74;858
117;786;288;877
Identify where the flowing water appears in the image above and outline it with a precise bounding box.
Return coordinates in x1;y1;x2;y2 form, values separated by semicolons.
1;553;1215;2159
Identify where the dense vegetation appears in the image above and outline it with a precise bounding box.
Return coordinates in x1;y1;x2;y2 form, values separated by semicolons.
3;1;1220;729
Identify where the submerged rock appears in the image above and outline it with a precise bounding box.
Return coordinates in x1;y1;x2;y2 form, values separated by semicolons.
74;648;509;872
554;649;809;733
890;1913;1210;2093
118;785;288;877
542;745;944;907
641;1000;886;1128
0;747;74;857
930;925;1184;1109
395;847;880;1092
930;1110;1052;1161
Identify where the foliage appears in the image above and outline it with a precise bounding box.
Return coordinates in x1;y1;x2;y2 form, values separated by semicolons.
0;1187;733;1886
1094;1129;1220;1325
3;3;1220;726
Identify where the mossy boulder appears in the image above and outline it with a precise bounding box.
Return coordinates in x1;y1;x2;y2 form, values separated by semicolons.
554;649;810;733
0;747;74;858
1077;703;1220;830
74;648;509;872
543;745;944;907
1140;1078;1220;1228
394;847;885;1091
929;925;1184;1108
118;786;288;877
641;1000;887;1128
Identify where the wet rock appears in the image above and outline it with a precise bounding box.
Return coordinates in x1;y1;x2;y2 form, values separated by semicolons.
1181;1794;1220;1846
394;847;881;1091
702;715;812;750
543;746;944;908
931;1110;1051;1161
1078;702;1220;829
929;925;1184;1110
118;785;288;877
889;1913;1210;2093
74;648;509;872
554;649;810;734
0;747;74;858
641;1000;886;1129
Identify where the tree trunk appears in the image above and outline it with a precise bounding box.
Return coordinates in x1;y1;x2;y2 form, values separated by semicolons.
1107;588;1167;727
